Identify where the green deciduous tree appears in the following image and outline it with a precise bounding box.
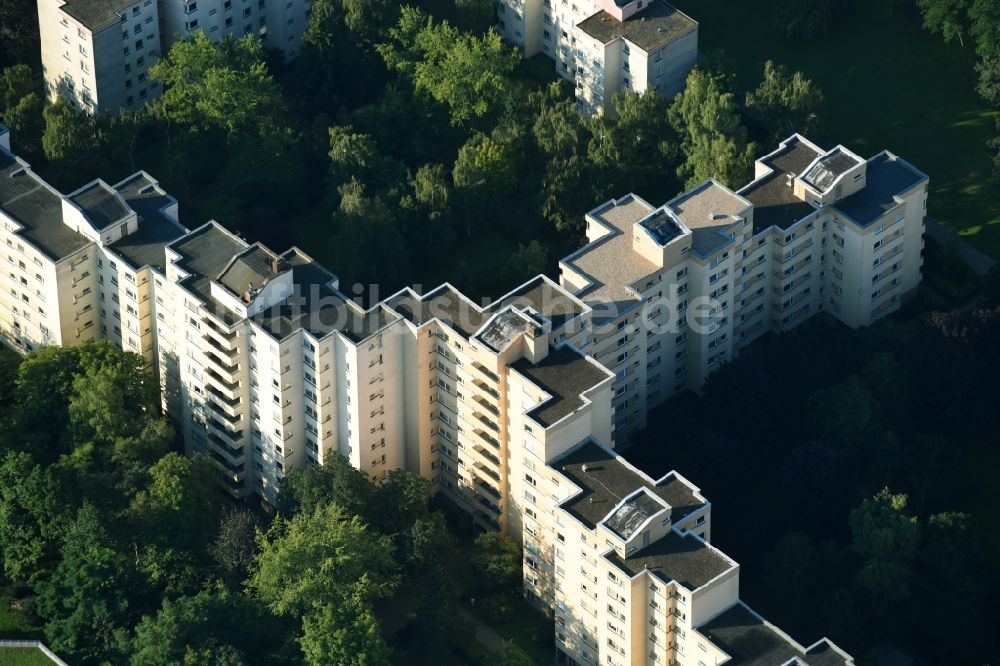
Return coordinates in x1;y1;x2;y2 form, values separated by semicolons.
210;507;262;580
848;489;920;615
327;179;410;290
327;125;386;193
41;99;102;185
411;162;452;221
35;503;132;662
249;502;398;665
68;350;158;446
453;131;518;226
0;451;64;587
277;451;376;517
299;590;391;666
668;68;754;188
249;502;399;616
745;60;824;144
470;531;521;595
917;0;972;48
14;343;150;462
150;32;283;137
129;585;284;666
590;90;678;196
772;0;852;40
456;0;496;31
977;54;1000;105
342;0;397;41
128;453;217;551
0;65;43;156
0;0;39;65
380;7;519;125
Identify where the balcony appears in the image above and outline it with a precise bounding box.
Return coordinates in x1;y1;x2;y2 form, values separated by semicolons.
206;384;240;408
873;243;904;268
206;447;243;475
474;462;501;482
205;367;239;392
773;238;814;263
474;475;501;499
476;494;502;515
207;431;244;462
207;400;241;424
474;509;501;531
474;445;501;467
474;411;500;433
203;318;237;346
475;428;501;450
206;416;242;442
472;379;499;399
472;362;499;383
473;395;500;417
772;272;812;296
204;351;238;375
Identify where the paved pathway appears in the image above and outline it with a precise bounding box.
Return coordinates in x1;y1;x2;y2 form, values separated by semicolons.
925;218;997;276
458;607;503;649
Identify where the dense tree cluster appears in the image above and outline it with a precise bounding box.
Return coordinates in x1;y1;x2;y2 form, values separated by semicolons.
628;305;1000;663
0;0;38;67
0;342;530;664
771;0;854;40
0;343;223;662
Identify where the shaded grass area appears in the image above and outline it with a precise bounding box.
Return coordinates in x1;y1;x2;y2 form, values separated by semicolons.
464;597;555;665
0;592;42;641
0;648;55;666
671;0;1000;257
921;236;982;303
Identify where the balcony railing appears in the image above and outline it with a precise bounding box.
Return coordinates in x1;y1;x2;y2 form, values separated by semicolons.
472;379;499;399
474;462;501;482
204;351;238;375
474;412;500;433
473;395;500;417
474;445;501;467
472;363;499;383
206;384;240;407
475;429;501;450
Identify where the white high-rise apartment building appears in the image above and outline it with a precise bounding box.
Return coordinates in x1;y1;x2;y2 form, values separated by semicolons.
559;134;927;441
496;0;698;116
1;123;926;664
521;438;857;665
37;0;311;115
0;123;927;497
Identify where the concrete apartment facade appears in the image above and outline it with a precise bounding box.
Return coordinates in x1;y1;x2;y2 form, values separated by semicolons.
559;134;927;441
37;0;311;115
1;124;925;664
496;0;698;116
518;438;857;665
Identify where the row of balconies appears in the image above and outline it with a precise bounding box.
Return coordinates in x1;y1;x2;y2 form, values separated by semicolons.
773;237;815;264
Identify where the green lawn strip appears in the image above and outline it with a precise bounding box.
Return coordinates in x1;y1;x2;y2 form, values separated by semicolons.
0;648;56;666
670;0;1000;258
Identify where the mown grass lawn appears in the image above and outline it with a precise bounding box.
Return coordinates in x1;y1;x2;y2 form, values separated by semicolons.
670;0;1000;258
0;648;55;666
